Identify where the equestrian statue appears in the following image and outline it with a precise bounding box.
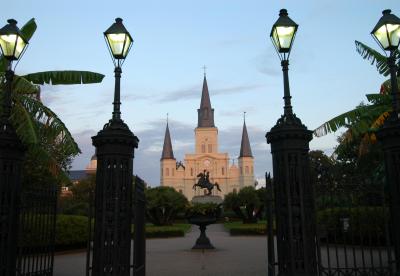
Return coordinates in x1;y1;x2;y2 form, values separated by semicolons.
193;170;221;195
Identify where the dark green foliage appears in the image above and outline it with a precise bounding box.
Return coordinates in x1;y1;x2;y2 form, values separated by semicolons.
317;207;389;246
224;221;268;236
145;224;191;238
58;175;95;216
145;186;188;226
22;71;104;85
55;215;89;250
223;186;264;224
0;18;104;184
355;41;399;77
186;203;221;217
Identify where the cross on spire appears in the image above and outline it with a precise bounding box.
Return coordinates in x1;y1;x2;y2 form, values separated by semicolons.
202;65;207;76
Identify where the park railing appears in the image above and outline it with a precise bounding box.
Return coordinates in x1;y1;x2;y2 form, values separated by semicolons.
16;184;58;276
85;175;146;276
266;171;398;276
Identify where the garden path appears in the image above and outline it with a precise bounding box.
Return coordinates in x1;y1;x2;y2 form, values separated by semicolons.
53;223;268;276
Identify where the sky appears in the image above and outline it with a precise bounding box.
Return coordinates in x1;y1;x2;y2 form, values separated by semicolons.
3;0;398;186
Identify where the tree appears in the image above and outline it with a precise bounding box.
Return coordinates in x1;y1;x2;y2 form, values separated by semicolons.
223;186;263;224
145;187;188;226
0;18;104;184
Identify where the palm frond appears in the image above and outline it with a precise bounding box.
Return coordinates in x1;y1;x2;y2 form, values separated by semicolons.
10;97;39;145
314;105;369;137
20;18;37;42
12;75;40;95
355;41;390;76
365;93;391;105
20;95;81;156
22;71;105;85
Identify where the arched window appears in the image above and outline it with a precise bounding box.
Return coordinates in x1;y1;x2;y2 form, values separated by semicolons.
245;166;249;174
221;167;225;175
251;166;254;174
208;144;212;153
190;168;193;176
233;188;237;194
179;189;183;194
166;168;169;176
161;168;163;176
201;144;206;153
172;169;174;176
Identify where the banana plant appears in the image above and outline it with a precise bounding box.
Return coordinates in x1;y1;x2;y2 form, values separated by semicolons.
0;18;104;181
313;41;399;156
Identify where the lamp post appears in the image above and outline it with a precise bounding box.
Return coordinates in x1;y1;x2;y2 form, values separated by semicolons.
266;9;317;276
90;18;139;276
372;9;400;271
0;19;28;275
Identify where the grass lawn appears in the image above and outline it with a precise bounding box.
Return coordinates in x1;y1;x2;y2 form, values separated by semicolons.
145;223;192;238
224;220;268;236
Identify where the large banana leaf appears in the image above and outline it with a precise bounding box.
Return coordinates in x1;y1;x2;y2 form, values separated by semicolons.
22;70;105;85
355;41;400;77
313;95;390;137
18;95;80;155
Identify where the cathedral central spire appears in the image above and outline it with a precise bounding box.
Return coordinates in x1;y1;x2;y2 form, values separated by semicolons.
197;75;215;127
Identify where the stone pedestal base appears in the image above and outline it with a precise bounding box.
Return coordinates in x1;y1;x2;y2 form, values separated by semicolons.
191;195;223;204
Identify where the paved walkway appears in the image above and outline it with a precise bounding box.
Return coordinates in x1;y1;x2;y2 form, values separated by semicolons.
54;224;268;276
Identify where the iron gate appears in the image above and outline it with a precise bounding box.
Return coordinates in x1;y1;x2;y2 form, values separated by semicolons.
85;175;146;276
266;172;398;276
315;175;396;276
16;184;58;276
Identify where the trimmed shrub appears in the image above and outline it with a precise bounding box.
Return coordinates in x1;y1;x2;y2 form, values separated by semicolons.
145;224;191;238
224;221;267;236
55;215;89;250
317;207;389;246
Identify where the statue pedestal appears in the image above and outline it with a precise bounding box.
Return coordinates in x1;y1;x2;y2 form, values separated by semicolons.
188;195;222;250
191;195;223;204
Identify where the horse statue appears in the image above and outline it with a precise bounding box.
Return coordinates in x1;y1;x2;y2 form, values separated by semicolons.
193;170;221;195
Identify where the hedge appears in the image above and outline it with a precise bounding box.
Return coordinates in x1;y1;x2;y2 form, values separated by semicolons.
224;221;267;236
145;224;191;238
316;207;389;246
55;215;89;250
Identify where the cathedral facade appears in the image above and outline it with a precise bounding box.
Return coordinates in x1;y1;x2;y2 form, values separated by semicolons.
160;75;255;200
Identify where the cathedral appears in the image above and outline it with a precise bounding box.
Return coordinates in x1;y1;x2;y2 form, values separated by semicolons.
160;75;255;200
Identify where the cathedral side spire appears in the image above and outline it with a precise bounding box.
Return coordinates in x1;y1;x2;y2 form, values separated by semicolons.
197;74;215;127
239;114;253;158
161;120;175;160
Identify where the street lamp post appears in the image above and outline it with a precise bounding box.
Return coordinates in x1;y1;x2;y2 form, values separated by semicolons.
372;9;400;271
266;9;317;276
0;19;28;275
90;18;139;276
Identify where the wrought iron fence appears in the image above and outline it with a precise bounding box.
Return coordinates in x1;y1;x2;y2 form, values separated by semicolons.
315;176;396;276
265;171;398;276
85;175;146;276
16;184;58;276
